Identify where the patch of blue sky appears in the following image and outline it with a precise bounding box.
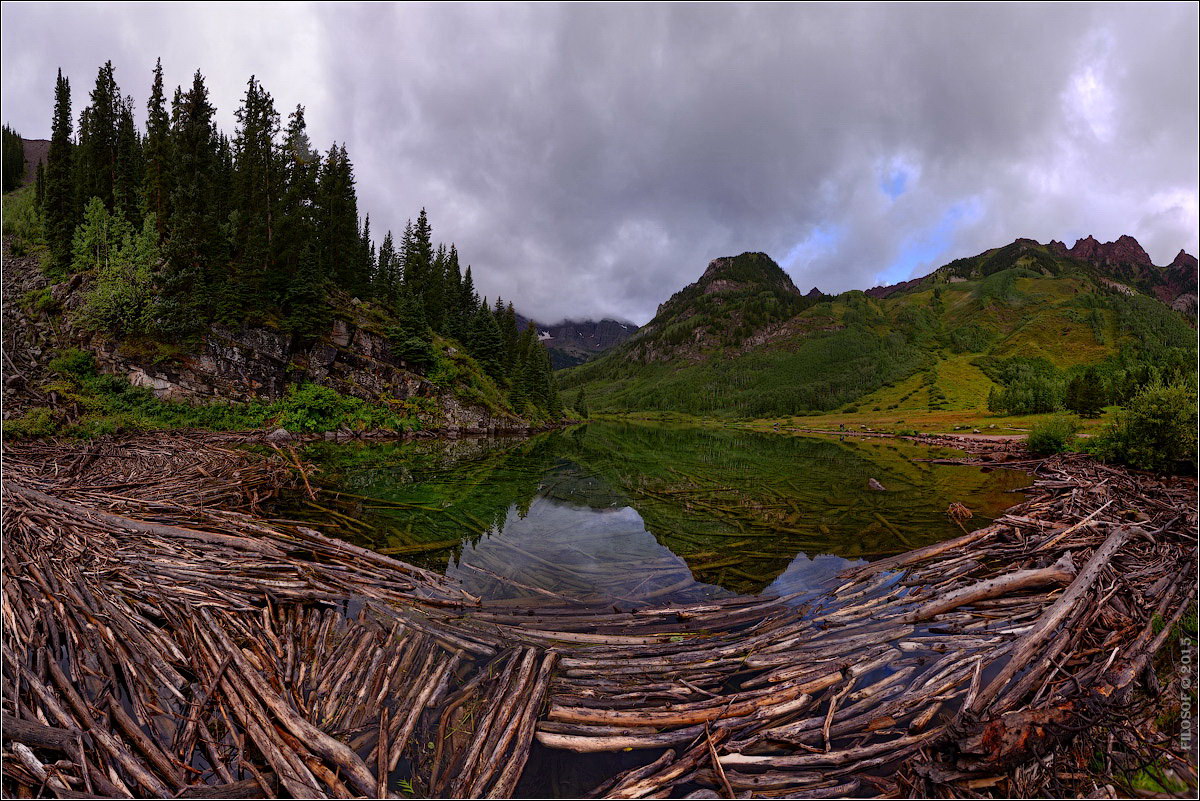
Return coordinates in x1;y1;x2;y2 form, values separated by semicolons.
780;224;846;280
879;168;908;199
875;198;984;286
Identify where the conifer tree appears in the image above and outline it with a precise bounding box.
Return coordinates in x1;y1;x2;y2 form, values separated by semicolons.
160;70;221;339
276;104;321;315
467;300;505;379
113;95;142;222
142;58;171;238
359;214;376;293
574;387;589;418
230;75;281;314
315;143;361;293
45;69;76;276
498;300;520;374
76;61;121;212
373;230;399;306
388;288;435;371
1;124;23;193
1065;369;1105;418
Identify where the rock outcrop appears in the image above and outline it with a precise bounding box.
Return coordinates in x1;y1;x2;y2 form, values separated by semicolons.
2;240;519;431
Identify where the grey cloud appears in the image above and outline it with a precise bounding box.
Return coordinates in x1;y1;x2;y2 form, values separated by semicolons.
3;2;1196;324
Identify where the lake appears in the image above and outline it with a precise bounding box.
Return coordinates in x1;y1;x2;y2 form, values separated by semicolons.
275;422;1030;606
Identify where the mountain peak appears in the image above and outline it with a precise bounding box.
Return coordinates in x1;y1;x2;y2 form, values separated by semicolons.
1170;249;1198;271
697;252;800;296
1068;234;1151;267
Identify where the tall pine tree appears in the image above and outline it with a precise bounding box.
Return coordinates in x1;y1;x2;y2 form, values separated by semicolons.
142;58;171;238
76;61;121;212
45;69;76;277
229;75;281;316
160;70;221;339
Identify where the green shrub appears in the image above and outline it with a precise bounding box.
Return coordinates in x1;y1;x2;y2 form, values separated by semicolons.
2;407;61;439
1089;383;1197;473
2;184;46;263
21;287;58;315
49;348;97;378
1026;414;1081;455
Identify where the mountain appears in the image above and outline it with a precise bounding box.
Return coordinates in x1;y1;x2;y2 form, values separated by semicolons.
867;235;1197;313
607;252;826;364
20;138;50;185
561;238;1197;418
513;313;639;369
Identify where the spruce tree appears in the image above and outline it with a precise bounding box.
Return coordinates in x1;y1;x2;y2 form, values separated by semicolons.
467;300;504;379
276;104;321;313
45;69;76;277
142;58;171;238
1065;369;1105;418
373;230;399;306
160;70;221;339
1;124;24;192
499;300;520;374
388;288;435;372
76;61;120;212
359;214;376;293
574;387;589;418
315;143;361;294
113;95;142;222
230;75;281;315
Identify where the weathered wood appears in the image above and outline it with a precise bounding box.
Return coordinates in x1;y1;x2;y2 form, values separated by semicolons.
2;434;1193;800
1;713;79;751
902;553;1076;623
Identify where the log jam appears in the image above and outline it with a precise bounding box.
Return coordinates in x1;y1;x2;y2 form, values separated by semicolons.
2;432;1195;798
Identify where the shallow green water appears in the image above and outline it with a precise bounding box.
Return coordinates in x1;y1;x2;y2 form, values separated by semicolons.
277;421;1030;605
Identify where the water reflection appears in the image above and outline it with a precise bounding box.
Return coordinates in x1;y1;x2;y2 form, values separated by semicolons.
281;422;1029;604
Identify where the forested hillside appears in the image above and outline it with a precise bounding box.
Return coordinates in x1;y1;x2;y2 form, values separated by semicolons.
562;243;1197;420
3;60;564;434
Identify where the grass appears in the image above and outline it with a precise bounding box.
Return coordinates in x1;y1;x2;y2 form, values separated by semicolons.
2;349;425;439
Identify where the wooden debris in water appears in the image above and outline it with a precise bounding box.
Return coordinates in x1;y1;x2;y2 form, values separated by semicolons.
2;433;1195;798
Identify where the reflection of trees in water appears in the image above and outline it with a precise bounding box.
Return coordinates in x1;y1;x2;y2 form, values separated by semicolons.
556;423;1029;593
288;422;1029;596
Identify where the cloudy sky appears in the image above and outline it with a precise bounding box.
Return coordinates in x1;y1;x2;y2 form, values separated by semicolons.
3;2;1197;324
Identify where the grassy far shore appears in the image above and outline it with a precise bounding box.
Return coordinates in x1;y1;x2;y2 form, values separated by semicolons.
594;380;1197;475
597;407;1116;437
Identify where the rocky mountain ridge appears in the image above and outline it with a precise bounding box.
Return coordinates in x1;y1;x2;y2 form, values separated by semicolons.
867;234;1197;313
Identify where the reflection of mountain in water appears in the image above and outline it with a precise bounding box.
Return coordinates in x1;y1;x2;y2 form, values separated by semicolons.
446;498;730;607
282;422;1029;600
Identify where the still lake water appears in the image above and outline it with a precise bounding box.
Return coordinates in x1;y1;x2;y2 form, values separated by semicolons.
279;422;1030;605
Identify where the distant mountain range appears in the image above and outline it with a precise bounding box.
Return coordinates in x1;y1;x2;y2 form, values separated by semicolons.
560;235;1197;417
513;313;639;369
866;235;1197;314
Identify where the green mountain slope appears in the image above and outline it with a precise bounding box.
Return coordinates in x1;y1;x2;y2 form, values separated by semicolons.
561;241;1197;419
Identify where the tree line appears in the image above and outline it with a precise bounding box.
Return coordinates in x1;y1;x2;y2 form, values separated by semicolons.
26;60;561;418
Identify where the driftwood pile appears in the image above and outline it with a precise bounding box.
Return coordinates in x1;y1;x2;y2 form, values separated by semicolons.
2;433;1196;798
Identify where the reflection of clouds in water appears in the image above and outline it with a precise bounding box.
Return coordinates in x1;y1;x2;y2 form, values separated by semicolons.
765;551;866;603
447;497;730;604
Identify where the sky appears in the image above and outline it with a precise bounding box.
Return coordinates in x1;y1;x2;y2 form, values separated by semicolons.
3;2;1197;325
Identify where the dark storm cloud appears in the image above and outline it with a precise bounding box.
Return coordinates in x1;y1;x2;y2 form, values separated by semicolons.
3;2;1196;323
